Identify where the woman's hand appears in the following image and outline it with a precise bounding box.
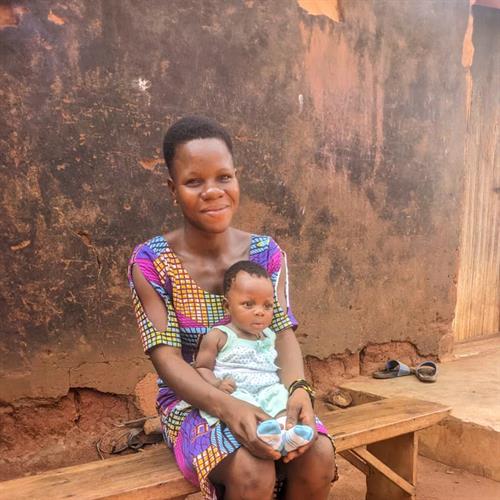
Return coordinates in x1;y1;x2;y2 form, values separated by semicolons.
221;397;281;461
283;388;317;463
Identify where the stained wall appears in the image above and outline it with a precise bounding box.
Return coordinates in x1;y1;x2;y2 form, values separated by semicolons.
0;0;490;403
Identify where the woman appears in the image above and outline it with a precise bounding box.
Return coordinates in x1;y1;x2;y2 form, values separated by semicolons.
129;116;336;499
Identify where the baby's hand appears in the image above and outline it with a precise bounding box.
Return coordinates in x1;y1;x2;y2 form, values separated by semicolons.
217;377;236;394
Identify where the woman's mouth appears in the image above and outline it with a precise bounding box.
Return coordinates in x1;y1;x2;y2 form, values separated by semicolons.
201;206;229;215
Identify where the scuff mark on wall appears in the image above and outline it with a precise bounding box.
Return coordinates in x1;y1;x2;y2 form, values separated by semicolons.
132;78;152;106
297;0;342;22
0;4;28;29
48;10;65;25
10;240;32;251
133;78;151;92
462;8;475;121
72;230;102;282
139;158;162;171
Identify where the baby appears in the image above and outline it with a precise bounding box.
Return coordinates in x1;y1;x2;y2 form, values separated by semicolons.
195;260;313;455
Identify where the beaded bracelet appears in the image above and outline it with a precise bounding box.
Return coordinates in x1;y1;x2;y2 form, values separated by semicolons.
288;379;315;405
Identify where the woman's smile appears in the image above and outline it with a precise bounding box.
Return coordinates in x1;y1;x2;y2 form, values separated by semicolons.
201;205;230;215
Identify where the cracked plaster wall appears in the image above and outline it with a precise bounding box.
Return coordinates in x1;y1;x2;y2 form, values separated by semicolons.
0;0;488;403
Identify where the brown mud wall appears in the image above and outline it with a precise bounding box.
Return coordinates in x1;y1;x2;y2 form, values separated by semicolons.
0;389;141;480
1;0;497;478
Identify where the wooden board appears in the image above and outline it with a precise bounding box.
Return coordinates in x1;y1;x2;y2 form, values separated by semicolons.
366;433;417;499
0;448;198;500
453;10;500;342
0;397;450;500
322;397;450;453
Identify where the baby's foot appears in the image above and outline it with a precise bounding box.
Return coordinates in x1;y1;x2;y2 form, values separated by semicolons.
274;416;314;454
256;419;283;451
282;424;314;454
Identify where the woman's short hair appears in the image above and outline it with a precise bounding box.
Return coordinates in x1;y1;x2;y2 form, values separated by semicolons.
223;260;271;296
163;116;233;174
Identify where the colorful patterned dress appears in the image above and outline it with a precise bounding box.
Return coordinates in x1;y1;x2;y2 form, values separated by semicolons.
128;234;330;499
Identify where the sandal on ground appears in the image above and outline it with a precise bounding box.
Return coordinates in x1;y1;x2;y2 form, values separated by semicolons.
372;359;412;379
414;361;438;383
96;424;163;457
323;388;353;408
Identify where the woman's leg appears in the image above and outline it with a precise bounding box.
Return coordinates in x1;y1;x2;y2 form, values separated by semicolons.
283;434;336;500
209;446;276;500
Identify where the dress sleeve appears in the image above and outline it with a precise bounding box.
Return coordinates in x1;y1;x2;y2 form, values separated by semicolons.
128;242;181;353
266;238;298;333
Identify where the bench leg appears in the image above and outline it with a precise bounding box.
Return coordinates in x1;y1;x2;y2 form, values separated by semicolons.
365;432;417;500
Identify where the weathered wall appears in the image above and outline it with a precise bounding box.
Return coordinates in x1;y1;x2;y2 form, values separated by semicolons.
0;0;478;404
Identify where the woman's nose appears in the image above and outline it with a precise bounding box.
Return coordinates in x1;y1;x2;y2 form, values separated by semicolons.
201;186;224;200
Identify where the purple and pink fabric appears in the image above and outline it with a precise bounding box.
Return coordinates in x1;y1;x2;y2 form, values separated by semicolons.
128;234;329;499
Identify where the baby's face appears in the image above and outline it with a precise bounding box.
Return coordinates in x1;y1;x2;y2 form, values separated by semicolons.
225;271;274;336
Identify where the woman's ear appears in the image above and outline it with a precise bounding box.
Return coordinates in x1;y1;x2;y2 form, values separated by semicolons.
167;176;177;205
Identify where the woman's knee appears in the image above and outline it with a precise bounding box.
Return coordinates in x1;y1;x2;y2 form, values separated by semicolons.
211;448;276;499
289;435;336;483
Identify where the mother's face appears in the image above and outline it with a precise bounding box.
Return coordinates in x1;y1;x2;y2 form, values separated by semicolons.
168;138;240;233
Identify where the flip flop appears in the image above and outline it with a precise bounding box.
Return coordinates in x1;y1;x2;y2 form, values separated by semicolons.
372;359;412;379
323;388;353;408
414;361;438;383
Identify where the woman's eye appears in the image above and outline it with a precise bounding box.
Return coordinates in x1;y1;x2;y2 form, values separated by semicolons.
185;179;202;187
219;175;232;182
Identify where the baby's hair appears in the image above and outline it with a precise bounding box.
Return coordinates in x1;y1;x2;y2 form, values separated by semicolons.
223;261;271;296
163;115;233;174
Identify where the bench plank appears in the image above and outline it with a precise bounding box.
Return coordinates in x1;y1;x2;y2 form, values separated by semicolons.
0;397;450;500
321;397;450;452
0;448;198;500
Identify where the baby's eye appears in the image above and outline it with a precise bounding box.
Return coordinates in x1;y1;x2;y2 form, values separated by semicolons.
265;304;274;310
243;301;253;308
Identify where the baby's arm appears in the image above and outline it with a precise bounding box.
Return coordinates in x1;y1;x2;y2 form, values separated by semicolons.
195;329;235;394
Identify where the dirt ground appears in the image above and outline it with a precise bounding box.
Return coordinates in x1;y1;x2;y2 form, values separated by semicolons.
331;455;500;500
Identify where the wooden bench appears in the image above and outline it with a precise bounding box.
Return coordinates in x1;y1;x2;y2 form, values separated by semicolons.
0;397;450;500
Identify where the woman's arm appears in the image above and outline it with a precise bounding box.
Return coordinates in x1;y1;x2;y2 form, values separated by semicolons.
275;328;305;387
273;257;317;463
273;257;306;387
132;265;228;411
132;265;277;459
